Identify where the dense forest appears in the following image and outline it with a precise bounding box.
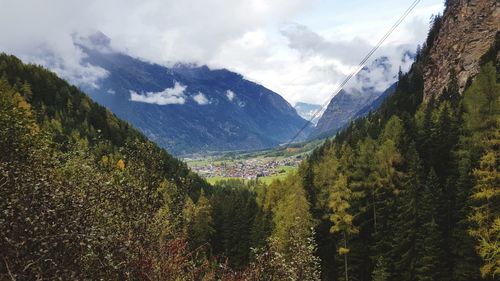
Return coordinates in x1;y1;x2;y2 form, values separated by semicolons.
1;5;499;281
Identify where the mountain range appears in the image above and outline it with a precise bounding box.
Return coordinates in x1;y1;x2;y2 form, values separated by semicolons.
76;33;310;155
310;54;412;139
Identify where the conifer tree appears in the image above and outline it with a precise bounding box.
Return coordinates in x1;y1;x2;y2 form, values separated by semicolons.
415;169;446;281
328;173;358;281
372;257;389;281
469;134;499;278
183;191;214;250
393;143;423;280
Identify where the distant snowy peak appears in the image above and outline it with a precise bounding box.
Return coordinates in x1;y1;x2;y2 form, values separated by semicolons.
294;102;322;125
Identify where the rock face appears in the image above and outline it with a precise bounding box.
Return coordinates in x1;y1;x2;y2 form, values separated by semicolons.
423;0;499;100
311;88;382;138
310;84;397;139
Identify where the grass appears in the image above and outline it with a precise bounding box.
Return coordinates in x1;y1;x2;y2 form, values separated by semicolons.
257;173;288;184
206;176;244;185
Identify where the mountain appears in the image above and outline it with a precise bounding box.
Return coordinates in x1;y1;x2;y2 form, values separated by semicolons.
313;81;398;139
352;82;397;119
294;102;322;125
423;0;499;101
0;53;207;192
293;1;499;279
75;33;310;155
0;53;219;279
310;55;406;139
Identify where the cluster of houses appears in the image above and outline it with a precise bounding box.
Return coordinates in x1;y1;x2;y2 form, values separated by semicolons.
189;157;301;180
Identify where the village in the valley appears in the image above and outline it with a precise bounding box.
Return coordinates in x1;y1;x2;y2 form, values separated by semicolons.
186;156;303;180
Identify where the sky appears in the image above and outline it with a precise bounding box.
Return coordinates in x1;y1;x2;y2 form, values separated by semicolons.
0;0;444;105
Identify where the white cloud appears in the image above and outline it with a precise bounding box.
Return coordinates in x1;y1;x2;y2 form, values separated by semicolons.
0;0;444;104
226;90;236;101
129;82;187;105
208;1;444;105
193;92;210;105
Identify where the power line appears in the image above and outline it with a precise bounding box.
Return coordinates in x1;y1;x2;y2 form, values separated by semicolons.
284;0;421;148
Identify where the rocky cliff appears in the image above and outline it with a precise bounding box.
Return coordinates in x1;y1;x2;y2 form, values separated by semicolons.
423;0;499;100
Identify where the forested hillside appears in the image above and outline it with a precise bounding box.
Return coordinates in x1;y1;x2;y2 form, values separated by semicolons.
0;54;220;279
0;52;322;280
295;36;499;280
199;16;499;280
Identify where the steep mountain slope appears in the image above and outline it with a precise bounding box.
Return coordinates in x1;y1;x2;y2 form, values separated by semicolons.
0;53;207;193
296;1;499;279
352;82;398;119
0;53;218;279
77;34;310;155
294;102;322;125
310;55;406;139
424;0;499;100
312;82;398;139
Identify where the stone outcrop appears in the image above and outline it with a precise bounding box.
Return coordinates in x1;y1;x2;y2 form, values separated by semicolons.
423;0;499;100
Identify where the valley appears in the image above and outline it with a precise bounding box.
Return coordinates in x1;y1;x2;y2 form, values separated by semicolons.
186;154;302;184
1;0;498;280
185;140;321;183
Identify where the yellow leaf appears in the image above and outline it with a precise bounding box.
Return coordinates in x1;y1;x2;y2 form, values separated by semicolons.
116;159;125;170
338;247;350;255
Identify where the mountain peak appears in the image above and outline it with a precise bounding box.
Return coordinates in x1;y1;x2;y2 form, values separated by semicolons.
76;45;310;155
73;31;112;52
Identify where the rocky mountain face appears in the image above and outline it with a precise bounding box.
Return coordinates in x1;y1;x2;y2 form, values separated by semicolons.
310;55;406;139
352;82;398;119
311;89;380;138
76;34;310;155
424;0;499;100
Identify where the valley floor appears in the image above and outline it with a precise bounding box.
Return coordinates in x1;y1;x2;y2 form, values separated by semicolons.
186;155;301;183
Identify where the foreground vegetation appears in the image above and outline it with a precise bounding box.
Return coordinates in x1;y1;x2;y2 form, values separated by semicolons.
0;53;322;280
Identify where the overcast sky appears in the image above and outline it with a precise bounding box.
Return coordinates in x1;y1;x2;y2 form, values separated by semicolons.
0;0;444;105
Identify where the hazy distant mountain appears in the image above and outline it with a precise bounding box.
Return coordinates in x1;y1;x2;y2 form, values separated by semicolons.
77;33;311;155
294;102;322;125
310;54;411;139
353;82;397;119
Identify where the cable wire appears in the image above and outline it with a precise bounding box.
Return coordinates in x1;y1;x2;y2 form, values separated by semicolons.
284;0;421;148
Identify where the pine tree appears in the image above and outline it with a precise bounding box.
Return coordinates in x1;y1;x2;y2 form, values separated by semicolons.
183;191;214;250
393;143;423;280
271;174;315;256
451;149;482;281
415;169;446;281
469;134;500;278
462;61;500;279
328;173;358;281
353;138;378;230
372;257;389;281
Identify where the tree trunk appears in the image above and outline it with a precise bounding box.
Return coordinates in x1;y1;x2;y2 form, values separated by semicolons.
372;189;377;233
344;231;349;281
